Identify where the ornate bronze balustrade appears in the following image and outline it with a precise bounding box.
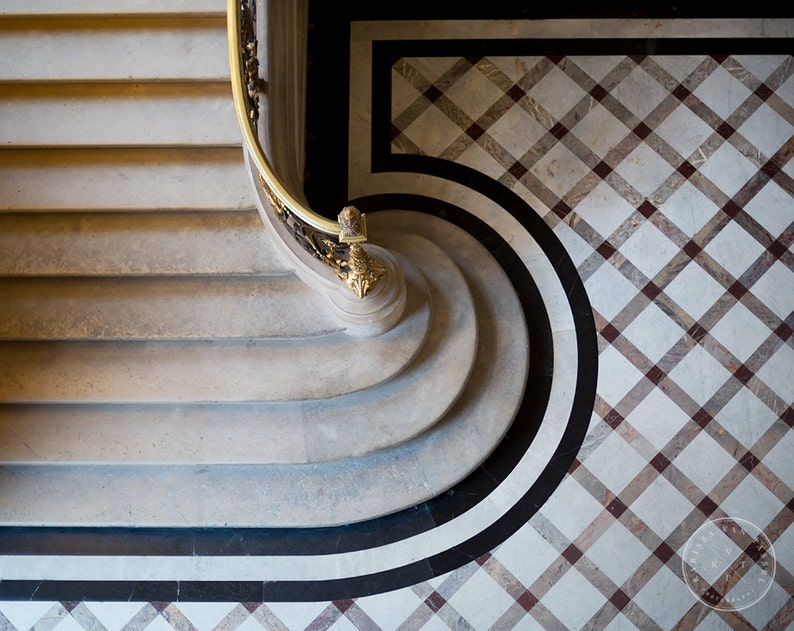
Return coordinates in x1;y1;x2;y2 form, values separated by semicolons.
228;0;386;298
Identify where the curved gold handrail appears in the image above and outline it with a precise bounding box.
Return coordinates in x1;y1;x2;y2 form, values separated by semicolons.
227;0;340;236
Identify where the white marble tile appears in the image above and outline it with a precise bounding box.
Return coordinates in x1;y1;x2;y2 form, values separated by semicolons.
698;141;761;199
444;568;516;629
540;474;605;544
658;180;720;238
552;219;595;267
583;430;649;494
622;301;686;364
575;180;638;239
602;613;642;630
621;219;682;280
738;101;794;160
662;261;727;322
584;262;641;321
732;54;792;82
708;300;773;363
353;588;426;629
261;602;331;630
541;567;608;630
629;475;694;539
755;342;794;403
730;579;791;629
749;260;794;322
596;345;645;408
625;385;689;448
704;221;766;279
487;103;548;160
529;142;592;199
614;142;677;198
742;180;794;238
673;430;738;492
400;105;463;156
716;386;780;450
760;430;794;489
570;102;633;160
585;521;652;588
0;602;63;631
529;65;588;118
693;65;754;122
611;65;671;121
667;343;734;407
719;474;785;530
655;101;717;161
493;522;562;588
631;565;696;630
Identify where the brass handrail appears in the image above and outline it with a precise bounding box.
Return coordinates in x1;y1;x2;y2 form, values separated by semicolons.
227;0;386;298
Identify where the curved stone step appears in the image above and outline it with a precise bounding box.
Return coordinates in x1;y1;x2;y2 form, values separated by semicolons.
0;210;292;277
0;148;254;210
0;16;228;82
0;211;528;527
0;253;433;404
0;82;240;148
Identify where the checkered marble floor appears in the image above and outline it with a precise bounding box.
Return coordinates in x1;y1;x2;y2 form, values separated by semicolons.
2;17;792;631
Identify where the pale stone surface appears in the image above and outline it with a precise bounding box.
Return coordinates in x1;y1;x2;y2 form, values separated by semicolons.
1;0;225;15
0;148;254;210
0;83;241;147
0;17;229;81
0;212;527;527
0;211;293;276
0;275;344;340
0;283;430;402
302;232;477;462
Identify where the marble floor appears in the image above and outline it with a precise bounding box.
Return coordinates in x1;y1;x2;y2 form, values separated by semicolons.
1;13;793;631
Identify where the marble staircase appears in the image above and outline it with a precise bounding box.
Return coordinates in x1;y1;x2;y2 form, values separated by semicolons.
0;1;529;528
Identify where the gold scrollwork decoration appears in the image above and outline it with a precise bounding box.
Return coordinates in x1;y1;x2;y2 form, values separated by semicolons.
240;0;267;124
337;242;388;299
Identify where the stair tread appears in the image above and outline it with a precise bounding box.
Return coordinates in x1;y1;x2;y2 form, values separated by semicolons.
0;210;291;276
0;147;254;210
0;16;228;82
0;275;344;340
1;0;225;16
0;83;241;147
